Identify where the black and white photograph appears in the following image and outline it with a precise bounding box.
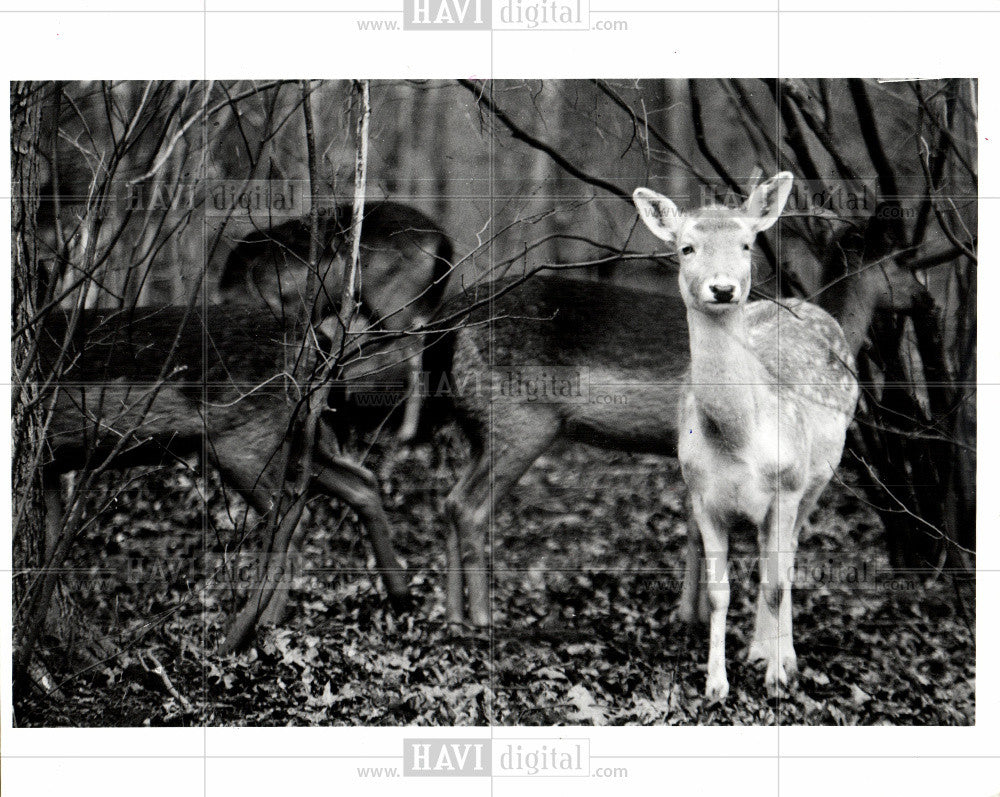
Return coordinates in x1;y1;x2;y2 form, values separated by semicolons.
1;4;995;795
11;76;977;726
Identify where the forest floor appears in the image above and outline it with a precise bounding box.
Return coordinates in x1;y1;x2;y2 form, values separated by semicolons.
17;433;975;727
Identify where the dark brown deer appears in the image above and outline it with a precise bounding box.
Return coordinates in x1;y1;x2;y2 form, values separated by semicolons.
37;304;411;641
219;200;453;441
429;275;689;628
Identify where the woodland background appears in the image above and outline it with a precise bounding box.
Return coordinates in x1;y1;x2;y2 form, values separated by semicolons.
11;79;976;725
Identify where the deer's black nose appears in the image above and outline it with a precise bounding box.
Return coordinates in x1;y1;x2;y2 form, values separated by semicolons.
709;283;735;303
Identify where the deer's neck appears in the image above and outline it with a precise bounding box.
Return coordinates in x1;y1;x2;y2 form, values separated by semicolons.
686;307;764;449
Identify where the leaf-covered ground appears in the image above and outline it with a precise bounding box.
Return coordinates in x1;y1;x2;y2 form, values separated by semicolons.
18;434;974;726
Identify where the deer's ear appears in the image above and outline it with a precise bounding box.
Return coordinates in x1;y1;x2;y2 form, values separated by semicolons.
744;171;794;232
633;187;681;243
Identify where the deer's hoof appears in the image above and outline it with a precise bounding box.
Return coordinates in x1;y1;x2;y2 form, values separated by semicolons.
764;654;799;696
705;671;730;703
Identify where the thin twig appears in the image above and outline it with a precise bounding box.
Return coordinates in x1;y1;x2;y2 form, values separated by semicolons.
458;79;630;202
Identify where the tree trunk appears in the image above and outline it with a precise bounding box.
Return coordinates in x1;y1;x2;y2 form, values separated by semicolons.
11;81;46;674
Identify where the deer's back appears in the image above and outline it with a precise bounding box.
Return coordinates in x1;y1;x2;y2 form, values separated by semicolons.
39;307;312;469
446;275;687;369
746;299;859;418
41;306;310;392
219;201;452;325
437;274;690;453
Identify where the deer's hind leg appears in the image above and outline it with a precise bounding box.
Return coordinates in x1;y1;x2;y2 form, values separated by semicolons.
210;419;306;628
444;406;561;627
310;448;412;608
675;495;711;626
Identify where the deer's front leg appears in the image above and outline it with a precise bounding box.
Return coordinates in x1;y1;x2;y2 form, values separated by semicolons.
690;497;730;702
442;450;491;627
751;492;802;695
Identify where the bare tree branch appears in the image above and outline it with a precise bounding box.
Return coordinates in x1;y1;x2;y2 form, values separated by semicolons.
458;79;631;202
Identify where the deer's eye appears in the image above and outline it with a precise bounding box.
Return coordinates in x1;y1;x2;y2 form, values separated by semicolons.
742;243;752;251
680;245;695;256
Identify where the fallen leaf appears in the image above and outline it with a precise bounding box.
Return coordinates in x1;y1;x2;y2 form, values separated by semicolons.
565;684;607;726
850;684;872;706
